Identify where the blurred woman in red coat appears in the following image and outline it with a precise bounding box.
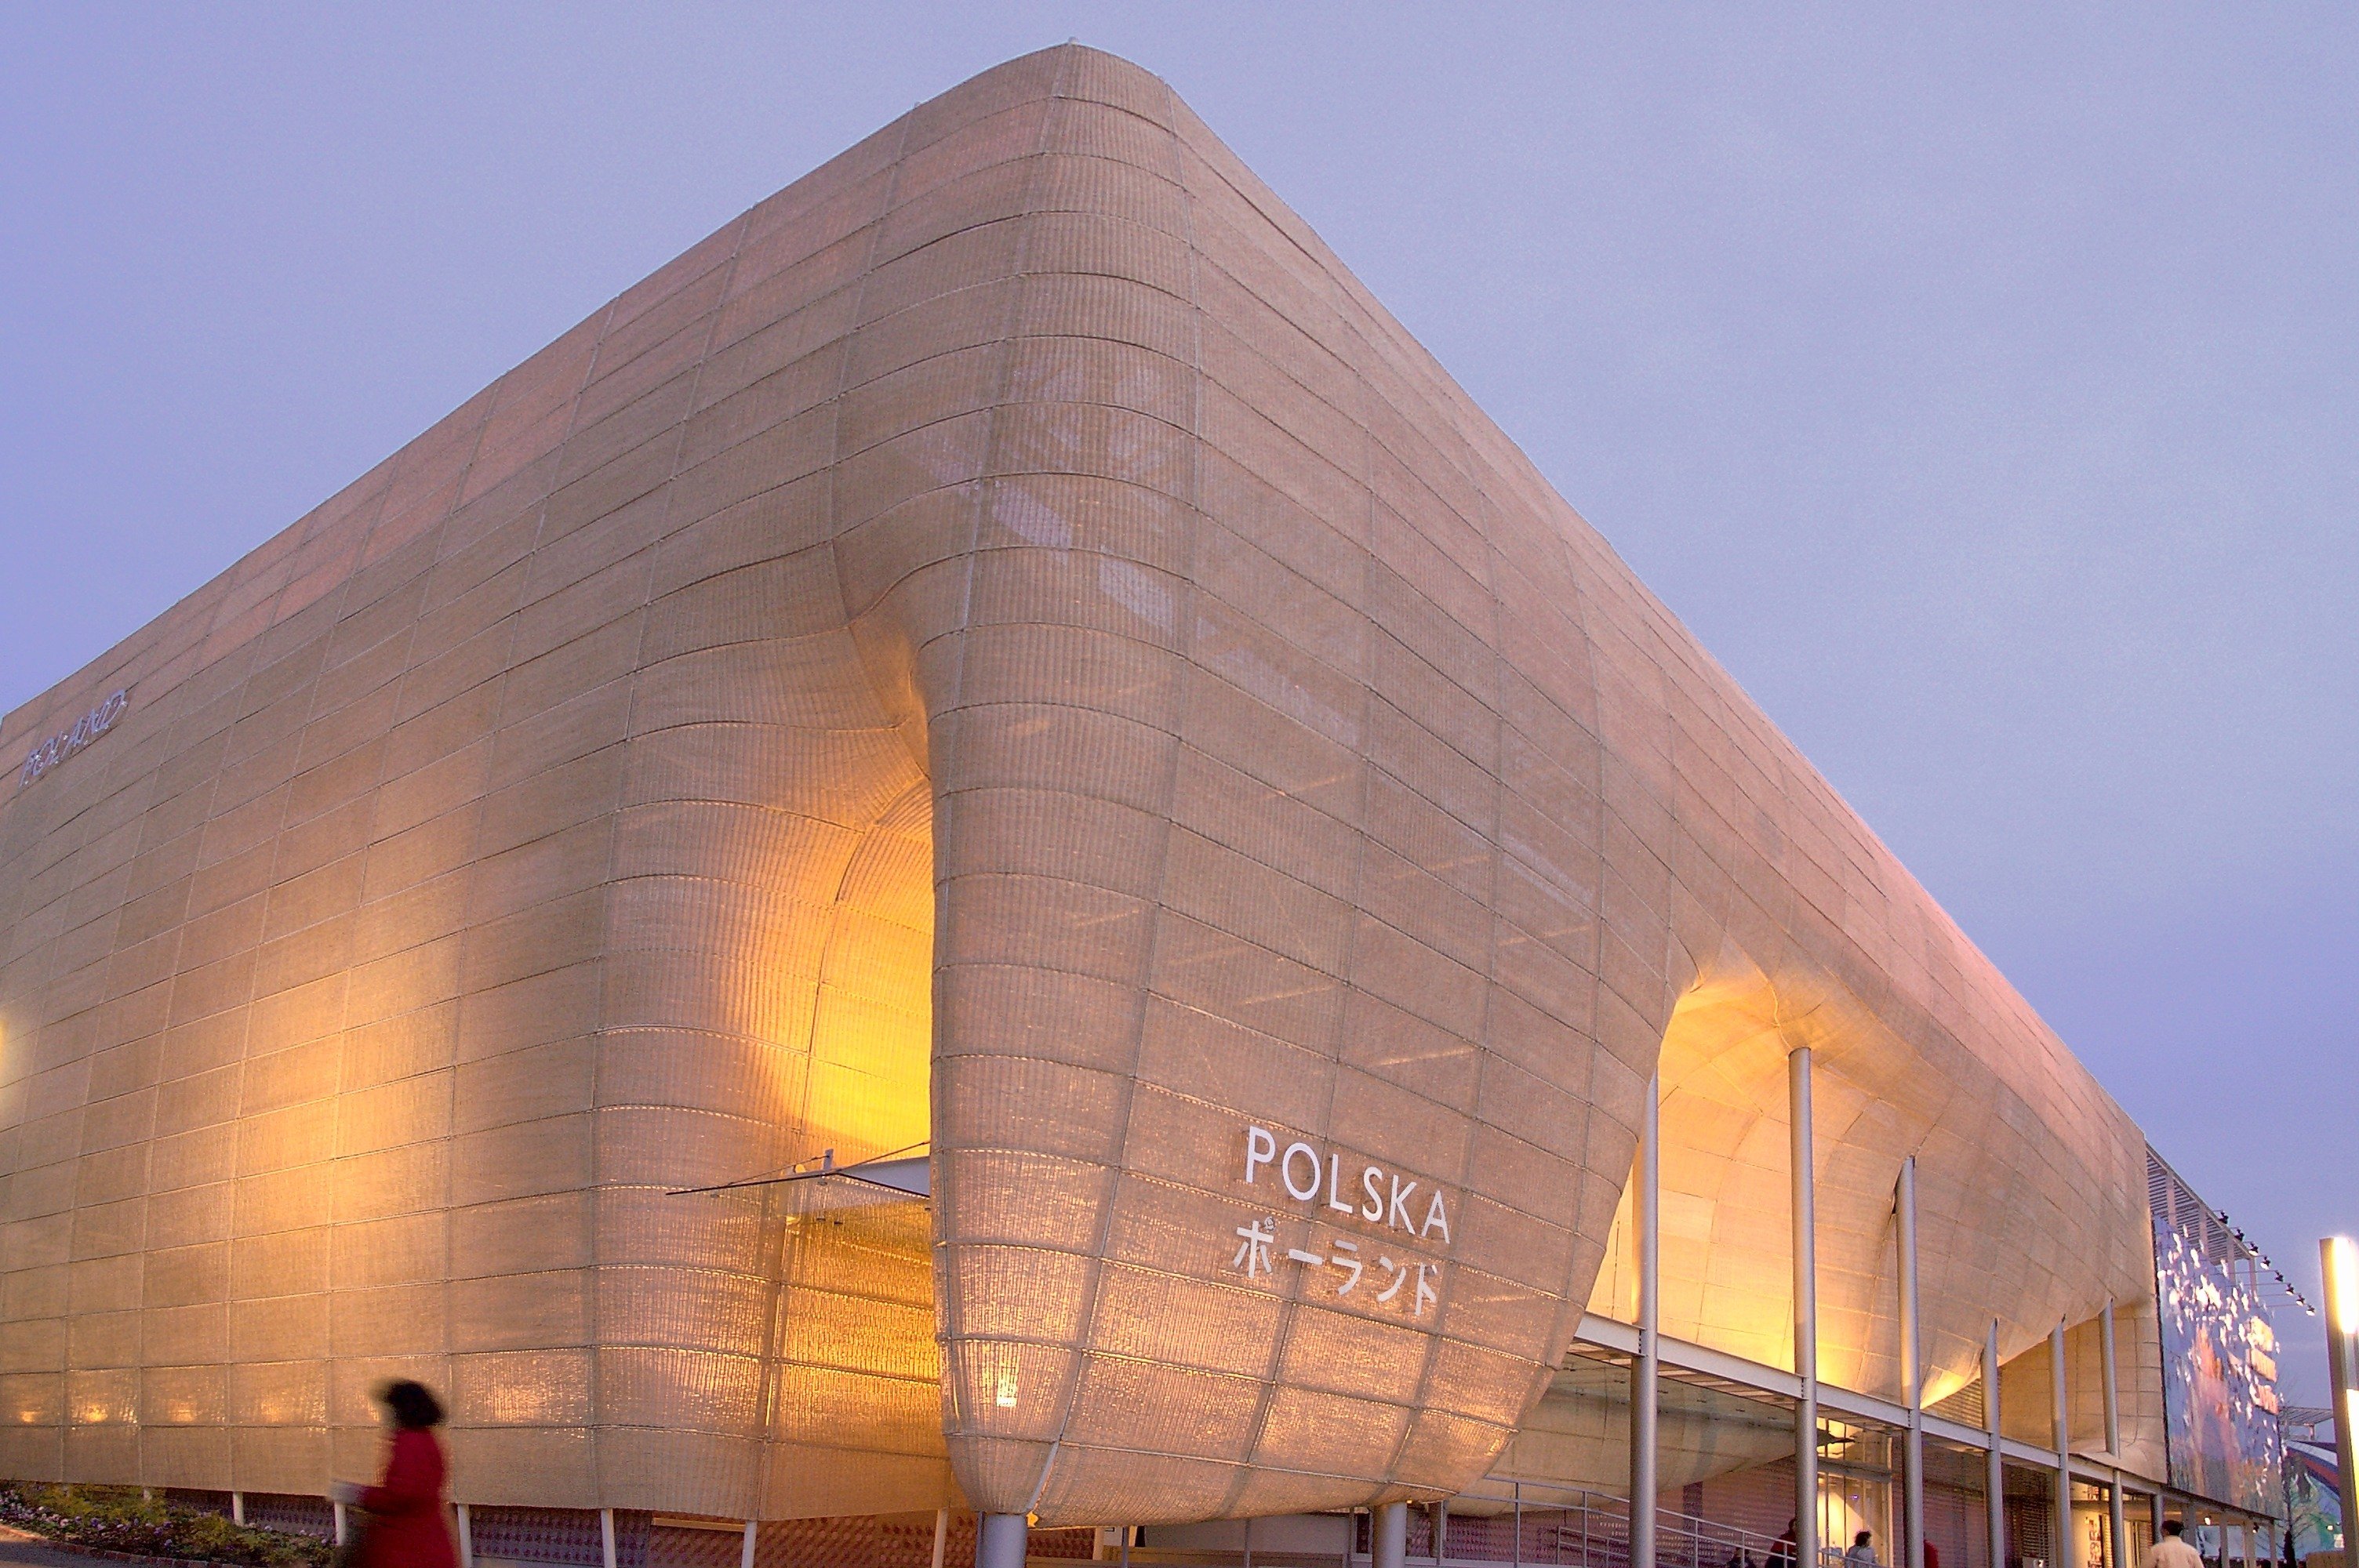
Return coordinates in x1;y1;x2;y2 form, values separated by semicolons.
332;1381;456;1568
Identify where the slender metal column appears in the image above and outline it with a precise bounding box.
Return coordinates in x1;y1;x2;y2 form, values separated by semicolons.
2050;1324;2072;1568
1632;1071;1661;1568
978;1513;1029;1568
929;1512;945;1568
1791;1048;1819;1568
1373;1502;1410;1568
1514;1485;1524;1568
602;1508;619;1568
1986;1323;2005;1568
1433;1503;1445;1566
1899;1158;1925;1568
750;1519;765;1568
457;1504;474;1568
2331;1241;2359;1568
2103;1302;2125;1568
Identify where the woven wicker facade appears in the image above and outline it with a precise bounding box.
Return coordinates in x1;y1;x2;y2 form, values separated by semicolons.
0;45;2158;1530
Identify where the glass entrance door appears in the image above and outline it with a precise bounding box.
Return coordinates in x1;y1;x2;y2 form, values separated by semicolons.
1820;1468;1895;1568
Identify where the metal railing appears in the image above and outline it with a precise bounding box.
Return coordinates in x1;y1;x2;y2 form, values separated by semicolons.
1333;1481;1795;1568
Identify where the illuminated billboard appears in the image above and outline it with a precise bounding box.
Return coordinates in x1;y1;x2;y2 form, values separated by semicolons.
2288;1446;2342;1560
2151;1209;2284;1512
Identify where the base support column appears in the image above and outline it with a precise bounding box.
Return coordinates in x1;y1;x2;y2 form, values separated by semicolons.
2103;1301;2125;1568
978;1513;1028;1568
2050;1323;2072;1568
1791;1047;1820;1568
1899;1157;1925;1568
1985;1323;2005;1568
1632;1071;1660;1568
1373;1502;1410;1568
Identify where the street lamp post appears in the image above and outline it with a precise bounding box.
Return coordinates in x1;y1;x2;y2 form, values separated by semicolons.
2318;1239;2359;1568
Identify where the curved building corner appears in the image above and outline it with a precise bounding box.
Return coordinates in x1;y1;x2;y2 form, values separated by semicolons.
0;39;2284;1568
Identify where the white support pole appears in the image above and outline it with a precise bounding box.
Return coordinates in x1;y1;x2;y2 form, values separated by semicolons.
1986;1323;2005;1568
1899;1158;1925;1568
602;1508;618;1568
2319;1244;2359;1568
334;1501;349;1548
458;1504;474;1568
979;1514;1029;1568
746;1519;761;1568
2051;1323;2072;1568
1632;1071;1661;1568
930;1510;946;1568
1791;1048;1819;1568
232;1494;245;1527
1245;1514;1255;1568
1514;1484;1524;1568
2103;1302;2125;1568
1373;1502;1409;1568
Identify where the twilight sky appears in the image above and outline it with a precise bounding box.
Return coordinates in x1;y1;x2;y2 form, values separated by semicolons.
4;6;2353;1397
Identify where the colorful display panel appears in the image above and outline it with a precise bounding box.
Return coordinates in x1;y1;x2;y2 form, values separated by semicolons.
2288;1445;2342;1561
2151;1211;2283;1512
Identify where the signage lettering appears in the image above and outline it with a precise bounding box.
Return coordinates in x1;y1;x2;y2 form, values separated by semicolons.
1231;1123;1448;1318
1241;1124;1450;1241
18;690;128;788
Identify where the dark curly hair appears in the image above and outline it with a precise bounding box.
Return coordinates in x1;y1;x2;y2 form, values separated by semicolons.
376;1379;445;1430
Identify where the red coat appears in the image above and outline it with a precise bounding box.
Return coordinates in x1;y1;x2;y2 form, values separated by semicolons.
359;1428;456;1568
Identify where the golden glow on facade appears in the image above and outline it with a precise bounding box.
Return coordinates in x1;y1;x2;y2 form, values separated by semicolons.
0;41;2177;1534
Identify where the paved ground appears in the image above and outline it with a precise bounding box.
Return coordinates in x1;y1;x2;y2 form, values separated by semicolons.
0;1539;105;1568
0;1526;160;1568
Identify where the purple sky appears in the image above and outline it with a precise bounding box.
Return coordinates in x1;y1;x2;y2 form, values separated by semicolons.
5;6;2353;1399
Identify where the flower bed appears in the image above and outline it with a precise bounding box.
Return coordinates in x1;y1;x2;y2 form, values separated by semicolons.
0;1485;332;1568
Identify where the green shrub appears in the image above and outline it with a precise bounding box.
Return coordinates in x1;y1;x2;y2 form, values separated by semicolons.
0;1483;333;1568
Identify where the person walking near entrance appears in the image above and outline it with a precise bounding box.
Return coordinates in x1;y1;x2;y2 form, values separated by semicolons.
2145;1520;2203;1568
1772;1521;1799;1568
330;1381;458;1568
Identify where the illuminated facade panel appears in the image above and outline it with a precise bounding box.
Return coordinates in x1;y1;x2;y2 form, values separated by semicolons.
0;42;2188;1533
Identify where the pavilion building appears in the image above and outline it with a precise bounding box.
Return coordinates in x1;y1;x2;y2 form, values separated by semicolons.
0;43;2286;1568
